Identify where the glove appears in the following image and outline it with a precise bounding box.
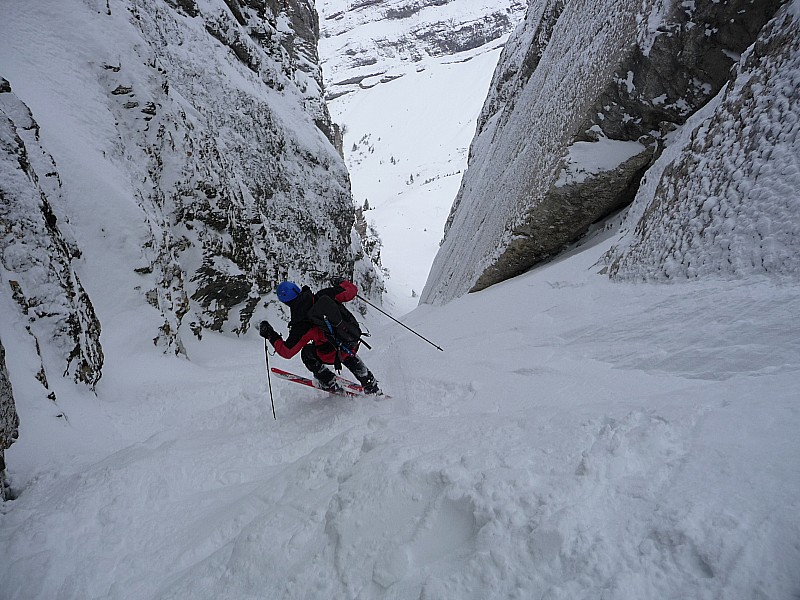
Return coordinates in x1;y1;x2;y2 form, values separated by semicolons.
259;320;280;344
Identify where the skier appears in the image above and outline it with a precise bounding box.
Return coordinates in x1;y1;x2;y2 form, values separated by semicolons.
259;279;382;395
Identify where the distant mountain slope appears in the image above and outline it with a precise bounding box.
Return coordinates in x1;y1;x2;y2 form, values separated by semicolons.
317;0;526;309
318;0;526;99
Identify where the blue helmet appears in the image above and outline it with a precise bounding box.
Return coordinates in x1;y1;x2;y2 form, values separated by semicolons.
276;281;301;303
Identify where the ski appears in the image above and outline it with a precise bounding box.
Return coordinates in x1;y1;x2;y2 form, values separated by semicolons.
270;367;364;397
270;367;390;398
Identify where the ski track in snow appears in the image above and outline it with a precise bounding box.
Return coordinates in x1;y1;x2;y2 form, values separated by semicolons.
2;232;799;599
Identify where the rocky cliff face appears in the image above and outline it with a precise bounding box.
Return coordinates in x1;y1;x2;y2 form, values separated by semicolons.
0;339;19;500
106;0;377;352
1;0;379;373
422;0;783;304
603;3;800;281
319;0;527;98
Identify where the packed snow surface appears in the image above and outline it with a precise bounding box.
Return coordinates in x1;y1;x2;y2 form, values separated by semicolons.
2;228;799;599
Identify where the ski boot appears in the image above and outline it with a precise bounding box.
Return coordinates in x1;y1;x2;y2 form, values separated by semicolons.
315;369;342;394
360;373;382;396
342;355;382;395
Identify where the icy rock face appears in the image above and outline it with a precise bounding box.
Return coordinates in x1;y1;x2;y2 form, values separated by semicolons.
0;80;104;390
0;339;18;500
604;3;800;281
422;0;781;304
94;0;377;350
319;0;527;98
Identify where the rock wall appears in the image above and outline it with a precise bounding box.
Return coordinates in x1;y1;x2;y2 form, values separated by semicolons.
115;0;376;351
603;3;800;281
422;0;782;304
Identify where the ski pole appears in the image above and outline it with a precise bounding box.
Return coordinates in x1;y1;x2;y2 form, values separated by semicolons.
356;294;444;352
264;339;276;420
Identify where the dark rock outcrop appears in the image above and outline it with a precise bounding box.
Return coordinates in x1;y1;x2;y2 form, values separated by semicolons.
103;0;379;351
0;339;19;500
422;0;783;304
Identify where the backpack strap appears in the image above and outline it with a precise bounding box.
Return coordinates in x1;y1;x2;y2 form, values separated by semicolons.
322;316;357;372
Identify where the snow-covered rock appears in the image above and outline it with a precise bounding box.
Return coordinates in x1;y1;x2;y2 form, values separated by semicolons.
100;0;373;349
603;2;800;280
422;0;783;304
0;338;18;500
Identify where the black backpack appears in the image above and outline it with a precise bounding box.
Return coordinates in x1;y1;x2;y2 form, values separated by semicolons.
307;295;362;352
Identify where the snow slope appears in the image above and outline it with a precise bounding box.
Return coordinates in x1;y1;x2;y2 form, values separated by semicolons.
2;224;799;599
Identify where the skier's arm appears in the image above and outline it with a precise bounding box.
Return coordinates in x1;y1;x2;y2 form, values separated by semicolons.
272;326;316;359
260;319;315;358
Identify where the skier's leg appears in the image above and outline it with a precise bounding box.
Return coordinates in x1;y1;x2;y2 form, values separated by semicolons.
342;354;381;394
301;344;338;391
